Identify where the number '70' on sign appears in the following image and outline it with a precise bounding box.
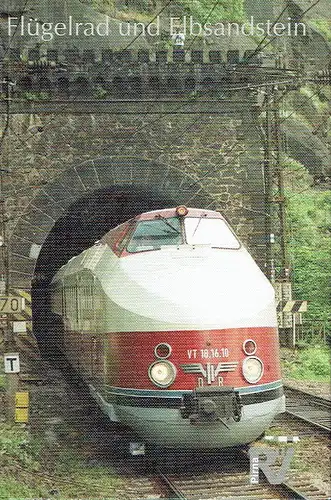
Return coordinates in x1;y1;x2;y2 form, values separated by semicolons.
0;296;24;313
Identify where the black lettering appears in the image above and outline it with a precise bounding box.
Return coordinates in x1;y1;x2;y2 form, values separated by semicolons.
0;298;8;311
10;298;19;311
7;357;16;370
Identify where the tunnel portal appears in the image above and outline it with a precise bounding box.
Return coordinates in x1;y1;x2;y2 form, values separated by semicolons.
8;157;216;342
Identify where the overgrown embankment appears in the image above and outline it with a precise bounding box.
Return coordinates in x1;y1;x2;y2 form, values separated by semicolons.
85;0;245;23
283;158;331;338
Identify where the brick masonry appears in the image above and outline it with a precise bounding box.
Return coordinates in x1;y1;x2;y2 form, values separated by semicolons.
1;94;267;290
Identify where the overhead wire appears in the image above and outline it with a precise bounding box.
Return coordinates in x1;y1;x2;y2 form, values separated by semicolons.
243;0;322;63
91;0;326;147
4;67;327;176
4;70;327;211
2;0;175;143
2;0;328;210
3;0;295;142
184;0;221;51
242;1;291;62
122;0;174;51
3;74;301;165
4;0;313;148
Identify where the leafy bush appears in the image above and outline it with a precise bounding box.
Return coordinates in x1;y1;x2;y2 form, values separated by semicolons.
299;348;330;376
309;18;331;42
22;92;50;101
179;0;244;23
285;347;331;381
283;158;331;330
92;0;115;14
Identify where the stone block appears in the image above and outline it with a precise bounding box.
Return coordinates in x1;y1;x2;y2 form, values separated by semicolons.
47;50;58;62
227;50;240;64
243;50;260;65
114;50;132;63
155;51;168;63
64;49;80;64
83;50;95;64
102;49;113;64
10;48;21;61
191;50;204;64
28;49;40;61
75;161;101;190
173;50;185;63
137;50;150;63
209;51;223;64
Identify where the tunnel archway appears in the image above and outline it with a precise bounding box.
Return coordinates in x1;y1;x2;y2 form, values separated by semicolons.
9;156;218;342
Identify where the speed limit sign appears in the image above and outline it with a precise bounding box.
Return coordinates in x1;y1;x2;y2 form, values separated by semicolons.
0;296;24;314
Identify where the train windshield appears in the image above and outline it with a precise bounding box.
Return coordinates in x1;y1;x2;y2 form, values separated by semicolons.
127;217;182;253
184;218;240;249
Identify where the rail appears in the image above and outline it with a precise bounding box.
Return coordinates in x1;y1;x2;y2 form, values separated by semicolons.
153;447;323;500
284;385;331;432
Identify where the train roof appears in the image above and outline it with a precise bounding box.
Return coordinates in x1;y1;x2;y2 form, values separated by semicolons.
136;207;224;220
51;207;227;283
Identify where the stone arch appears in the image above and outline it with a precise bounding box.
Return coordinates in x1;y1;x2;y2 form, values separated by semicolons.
9;156;217;291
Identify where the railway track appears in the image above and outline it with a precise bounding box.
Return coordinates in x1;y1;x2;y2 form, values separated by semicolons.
23;353;330;500
154;462;325;500
149;386;331;500
284;385;331;432
153;448;328;500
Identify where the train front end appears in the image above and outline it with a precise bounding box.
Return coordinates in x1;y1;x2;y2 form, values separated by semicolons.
97;207;285;448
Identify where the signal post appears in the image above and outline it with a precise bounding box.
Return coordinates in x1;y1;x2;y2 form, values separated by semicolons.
4;351;20;421
1;296;26;422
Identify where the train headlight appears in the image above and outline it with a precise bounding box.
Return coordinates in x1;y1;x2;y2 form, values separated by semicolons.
243;339;257;355
242;357;264;384
148;360;176;388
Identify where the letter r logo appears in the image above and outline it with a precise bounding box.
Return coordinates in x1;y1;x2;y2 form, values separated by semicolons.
249;447;294;484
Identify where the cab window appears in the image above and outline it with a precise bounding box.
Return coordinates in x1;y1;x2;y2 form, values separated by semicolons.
184;218;240;249
127;217;182;253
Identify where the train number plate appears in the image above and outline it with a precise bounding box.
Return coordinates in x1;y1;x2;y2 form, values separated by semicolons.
187;348;229;359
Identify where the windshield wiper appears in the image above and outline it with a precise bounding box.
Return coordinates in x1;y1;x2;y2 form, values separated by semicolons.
192;214;206;237
156;215;181;234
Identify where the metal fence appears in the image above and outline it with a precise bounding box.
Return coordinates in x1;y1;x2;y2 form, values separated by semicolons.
295;319;330;345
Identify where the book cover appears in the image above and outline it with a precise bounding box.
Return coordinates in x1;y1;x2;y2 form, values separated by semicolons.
0;1;330;499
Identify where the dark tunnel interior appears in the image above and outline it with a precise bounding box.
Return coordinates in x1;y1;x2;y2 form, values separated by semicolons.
31;185;181;343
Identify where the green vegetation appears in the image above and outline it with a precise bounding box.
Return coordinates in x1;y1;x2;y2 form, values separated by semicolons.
0;423;122;499
283;157;331;335
87;0;244;23
94;85;108;99
0;424;41;470
282;346;330;382
92;0;115;14
299;86;329;114
0;424;48;499
287;84;330;131
0;477;48;499
0;355;5;391
22;92;50;101
176;0;244;23
309;18;331;42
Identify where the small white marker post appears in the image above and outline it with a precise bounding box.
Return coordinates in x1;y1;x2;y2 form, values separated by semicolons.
4;353;20;421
